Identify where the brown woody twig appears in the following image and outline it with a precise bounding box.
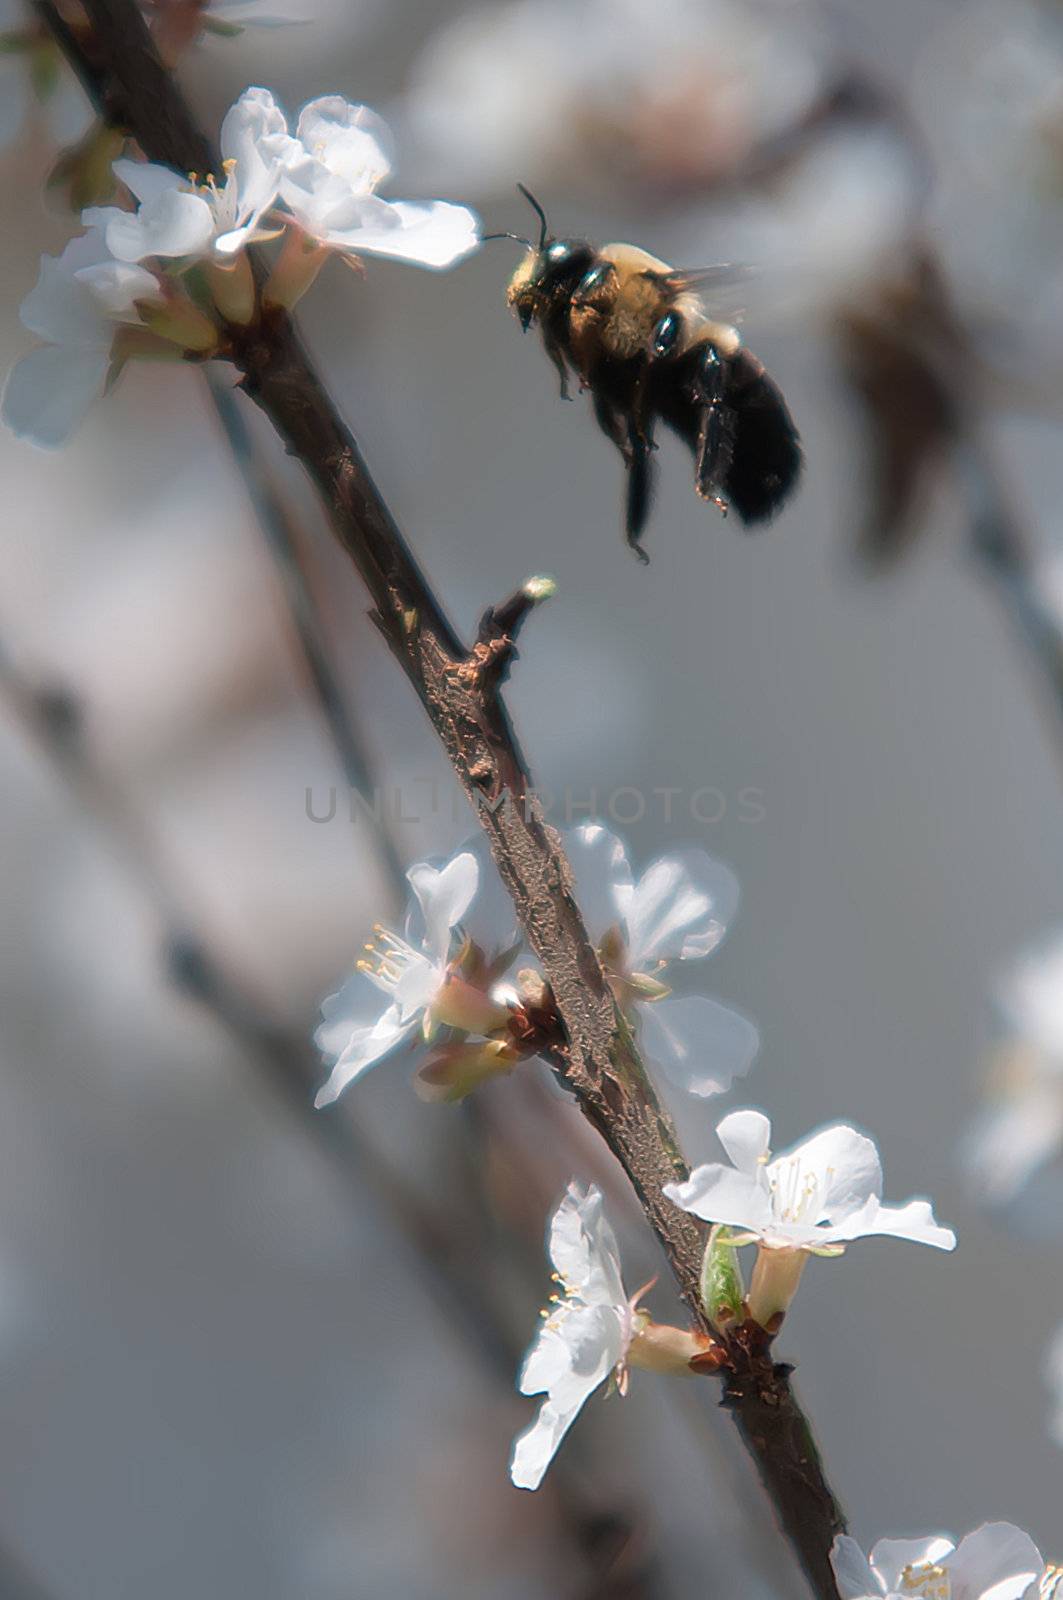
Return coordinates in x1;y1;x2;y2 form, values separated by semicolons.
32;6;847;1593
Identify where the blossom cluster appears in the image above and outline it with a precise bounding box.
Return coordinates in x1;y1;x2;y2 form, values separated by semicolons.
312;820;957;1487
314;822;758;1105
2;87;480;448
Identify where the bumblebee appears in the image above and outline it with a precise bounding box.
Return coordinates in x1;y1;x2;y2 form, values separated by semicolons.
494;187;802;562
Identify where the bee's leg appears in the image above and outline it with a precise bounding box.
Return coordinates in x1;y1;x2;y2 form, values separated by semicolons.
625;431;655;565
542;328;573;400
693;347;737;514
630;360;658;451
591;390;635;465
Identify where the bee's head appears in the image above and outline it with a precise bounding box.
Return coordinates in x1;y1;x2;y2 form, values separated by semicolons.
490;187;596;329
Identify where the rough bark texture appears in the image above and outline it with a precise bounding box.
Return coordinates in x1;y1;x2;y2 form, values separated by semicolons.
35;5;847;1593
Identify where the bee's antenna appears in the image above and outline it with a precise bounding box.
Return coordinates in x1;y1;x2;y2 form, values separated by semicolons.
482;231;534;249
516;183;549;251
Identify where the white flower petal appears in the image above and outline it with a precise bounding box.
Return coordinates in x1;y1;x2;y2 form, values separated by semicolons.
831;1535;880;1600
870;1537;956;1595
313;1003;412;1107
74;260;160;317
390;948;442;1023
510;1394;586;1491
407;851;479;963
105;188;216;263
112;157;188;207
716;1108;772;1173
338;198;480;268
20;238;112;345
778;1123;883;1219
294;96;394;189
315;971;392;1057
1;344;110;448
664;1162;773;1233
563;823;634;945
638;993;758;1097
840;1197;956;1251
220;85;288;232
547;1183;626;1307
621;848;740;968
948;1524;1043;1600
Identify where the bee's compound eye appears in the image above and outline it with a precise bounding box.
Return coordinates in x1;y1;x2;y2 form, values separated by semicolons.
652;312;681;357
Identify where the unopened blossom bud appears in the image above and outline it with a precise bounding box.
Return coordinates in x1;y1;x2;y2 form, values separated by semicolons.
700;1226;745;1325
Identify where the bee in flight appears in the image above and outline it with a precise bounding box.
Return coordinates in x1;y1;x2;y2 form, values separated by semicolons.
490;187;802;563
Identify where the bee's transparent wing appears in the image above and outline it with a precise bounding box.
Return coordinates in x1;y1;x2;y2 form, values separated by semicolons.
642;263;759;325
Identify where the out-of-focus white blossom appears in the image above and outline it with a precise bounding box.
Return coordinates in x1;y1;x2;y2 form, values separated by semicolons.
0;0;93;153
1;226;164;448
511;1182;706;1490
146;0;307;64
87;88;288;263
563;822;758;1098
831;1524;1044;1600
314;844;512;1107
915;0;1063;366
666;1109;956;1324
400;0;823;197
962;930;1063;1207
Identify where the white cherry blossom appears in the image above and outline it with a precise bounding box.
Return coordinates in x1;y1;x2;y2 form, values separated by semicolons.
0;0;93;153
2;226;162;448
962;929;1063;1207
263;92;480;269
89;87;288;263
315;844;511;1107
831;1524;1044;1600
511;1183;706;1490
563;822;758;1097
665;1109;956;1324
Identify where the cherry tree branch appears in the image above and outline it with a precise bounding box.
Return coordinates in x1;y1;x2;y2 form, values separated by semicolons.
34;5;847;1593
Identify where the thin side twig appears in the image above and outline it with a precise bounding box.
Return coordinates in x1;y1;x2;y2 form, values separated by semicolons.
202;367;408;905
33;7;848;1593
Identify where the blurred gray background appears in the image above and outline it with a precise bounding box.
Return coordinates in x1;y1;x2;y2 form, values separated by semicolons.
2;0;1062;1596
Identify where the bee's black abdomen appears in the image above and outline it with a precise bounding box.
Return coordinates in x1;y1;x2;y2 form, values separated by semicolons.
653;344;801;527
724;350;802;525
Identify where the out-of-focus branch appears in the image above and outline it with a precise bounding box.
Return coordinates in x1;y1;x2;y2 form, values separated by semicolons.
202;368;407;908
838;245;1063;759
36;6;848;1594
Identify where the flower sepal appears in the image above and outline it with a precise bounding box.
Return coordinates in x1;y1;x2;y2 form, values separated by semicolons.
628;1318;719;1376
428;973;513;1037
415;1039;518;1103
135;292;220;352
263;226;330;309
